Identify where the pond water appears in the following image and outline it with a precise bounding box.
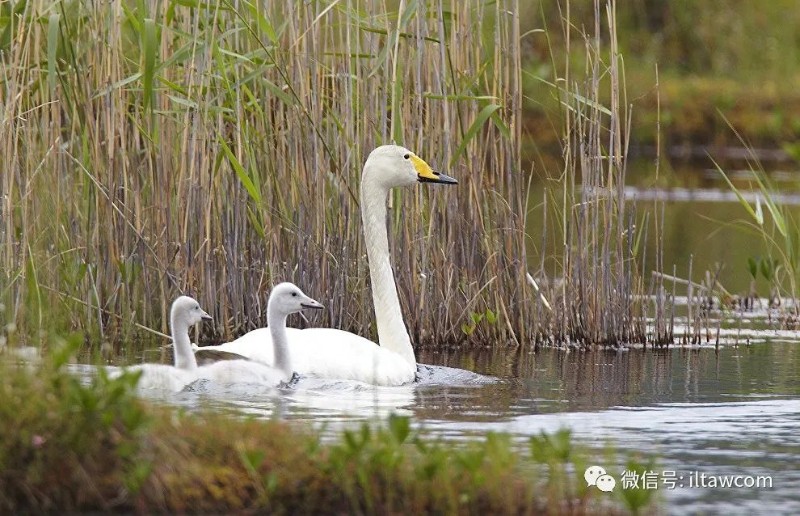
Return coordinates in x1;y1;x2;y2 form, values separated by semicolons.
528;154;800;295
89;303;800;515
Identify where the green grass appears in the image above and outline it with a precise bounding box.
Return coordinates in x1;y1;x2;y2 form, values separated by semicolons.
714;120;800;311
0;341;651;514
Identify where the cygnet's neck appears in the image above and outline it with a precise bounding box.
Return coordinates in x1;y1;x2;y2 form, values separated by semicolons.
172;314;198;370
360;173;416;366
268;306;293;381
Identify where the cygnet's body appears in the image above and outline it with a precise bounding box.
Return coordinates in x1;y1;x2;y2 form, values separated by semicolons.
198;283;323;386
124;295;212;392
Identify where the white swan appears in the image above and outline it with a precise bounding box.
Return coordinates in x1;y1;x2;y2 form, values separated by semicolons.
197;282;323;386
196;145;458;385
123;295;211;392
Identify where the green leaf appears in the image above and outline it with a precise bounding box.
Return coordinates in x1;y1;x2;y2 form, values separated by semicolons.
219;137;262;204
753;195;764;226
244;0;279;43
761;257;775;281
239;448;266;471
388;414;410;444
450;104;503;168
47;13;60;93
711;157;759;221
746;256;758;279
391;76;404;144
261;77;295;107
246;206;265;239
141;18;158;112
422;94;499;101
92;73;142;99
166;94;198;110
525;72;613;116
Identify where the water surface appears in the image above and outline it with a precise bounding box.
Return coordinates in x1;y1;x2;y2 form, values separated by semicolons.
103;331;799;515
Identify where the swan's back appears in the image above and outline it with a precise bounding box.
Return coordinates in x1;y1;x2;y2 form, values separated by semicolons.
197;328;416;386
126;363;196;393
197;328;273;362
198;359;286;386
293;328;416;384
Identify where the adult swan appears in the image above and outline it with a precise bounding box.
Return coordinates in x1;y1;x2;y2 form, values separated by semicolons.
197;145;457;385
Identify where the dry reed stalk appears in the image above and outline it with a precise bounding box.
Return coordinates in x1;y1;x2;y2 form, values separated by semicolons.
0;0;533;351
533;0;651;347
1;0;667;353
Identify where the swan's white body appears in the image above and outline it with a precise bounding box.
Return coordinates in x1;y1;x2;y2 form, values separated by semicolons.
196;145;458;386
127;364;197;393
196;283;323;386
202;327;416;386
124;296;212;392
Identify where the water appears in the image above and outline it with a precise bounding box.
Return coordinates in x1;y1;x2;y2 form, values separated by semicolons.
528;154;800;295
86;321;800;514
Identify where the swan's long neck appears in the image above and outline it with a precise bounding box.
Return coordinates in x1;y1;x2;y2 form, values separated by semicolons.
172;314;198;371
268;307;292;381
360;176;416;366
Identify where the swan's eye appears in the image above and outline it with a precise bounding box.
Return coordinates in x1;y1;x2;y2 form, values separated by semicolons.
291;292;298;297
403;153;410;160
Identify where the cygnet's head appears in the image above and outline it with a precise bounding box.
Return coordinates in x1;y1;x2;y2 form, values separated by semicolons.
269;282;324;317
362;145;458;189
171;295;212;327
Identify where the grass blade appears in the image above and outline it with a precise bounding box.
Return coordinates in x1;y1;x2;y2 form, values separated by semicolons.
47;13;59;94
141;18;157;112
450;103;503;168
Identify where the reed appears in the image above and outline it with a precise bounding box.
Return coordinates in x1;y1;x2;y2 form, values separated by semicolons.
1;0;665;352
526;0;657;347
715;120;800;317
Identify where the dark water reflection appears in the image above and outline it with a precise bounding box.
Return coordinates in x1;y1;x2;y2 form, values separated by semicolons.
417;342;800;414
414;343;800;514
86;334;800;513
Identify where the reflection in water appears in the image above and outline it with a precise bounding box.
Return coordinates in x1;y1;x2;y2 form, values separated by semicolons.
527;182;800;294
425;398;800;514
624;186;800;205
70;338;800;513
414;344;800;513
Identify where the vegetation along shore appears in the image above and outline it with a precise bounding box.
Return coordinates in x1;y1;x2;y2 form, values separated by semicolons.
2;0;678;356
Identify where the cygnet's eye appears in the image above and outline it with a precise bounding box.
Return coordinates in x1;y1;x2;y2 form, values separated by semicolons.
403;153;410;160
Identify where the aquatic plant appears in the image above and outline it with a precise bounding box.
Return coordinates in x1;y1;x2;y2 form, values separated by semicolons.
523;1;800;151
715;119;800;315
527;0;654;347
0;336;149;510
0;0;528;350
618;456;659;515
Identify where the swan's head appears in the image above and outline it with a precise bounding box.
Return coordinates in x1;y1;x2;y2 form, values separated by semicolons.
269;282;324;317
171;295;212;327
363;145;458;188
